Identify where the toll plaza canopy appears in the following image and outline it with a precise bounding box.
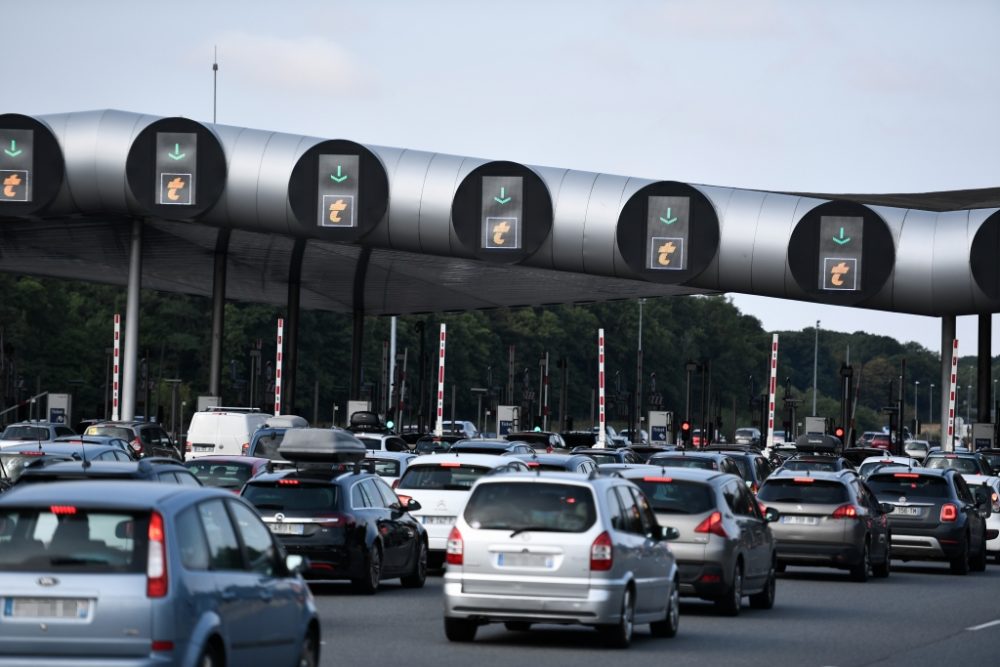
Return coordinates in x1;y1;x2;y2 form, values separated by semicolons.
1;109;1000;316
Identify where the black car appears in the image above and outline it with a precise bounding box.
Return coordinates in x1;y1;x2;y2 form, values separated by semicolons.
629;445;680;462
510;453;598;473
572;447;644;465
978;448;1000;475
648;451;743;477
503;431;568;453
84;420;182;460
923;451;993;476
703;448;774;494
450;439;535;456
867;467;992;574
777;454;856;474
14;457;202;486
413;434;465;455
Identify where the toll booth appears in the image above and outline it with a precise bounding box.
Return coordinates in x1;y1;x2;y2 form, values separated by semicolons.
47;393;71;426
496;405;519;436
648;410;673;445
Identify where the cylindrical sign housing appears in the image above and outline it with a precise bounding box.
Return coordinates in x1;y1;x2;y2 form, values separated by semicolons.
970;210;1000;300
288;139;389;241
0;113;64;217
787;200;895;306
616;181;720;283
451;161;553;263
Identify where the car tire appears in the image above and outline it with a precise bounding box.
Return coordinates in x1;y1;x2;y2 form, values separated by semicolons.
400;540;428;588
352;543;382;594
297;631;319;667
504;621;532;632
427;551;446;572
775;561;786;573
599;586;635;648
950;536;970;576
198;643;223;667
715;563;742;616
970;535;987;572
748;564;776;609
850;542;871;583
444;617;478;642
649;579;680;638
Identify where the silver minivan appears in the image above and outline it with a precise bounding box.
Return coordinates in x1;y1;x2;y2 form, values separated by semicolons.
443;471;680;648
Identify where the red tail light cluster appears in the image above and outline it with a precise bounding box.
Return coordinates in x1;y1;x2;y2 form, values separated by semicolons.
831;504;860;519
130;438;143;454
694;511;728;538
446;527;464;565
590;531;613;571
147;512;168;598
939;503;958;522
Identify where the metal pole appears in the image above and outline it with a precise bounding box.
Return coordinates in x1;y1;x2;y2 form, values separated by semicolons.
914;380;920;435
212;46;218;124
389;316;397;418
940;316;956;447
636;298;644;441
929;383;934;425
978;314;991;422
812;320;820;415
121;219;143;421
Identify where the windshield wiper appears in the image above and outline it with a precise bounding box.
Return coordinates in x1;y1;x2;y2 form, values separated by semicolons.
509;526;568;537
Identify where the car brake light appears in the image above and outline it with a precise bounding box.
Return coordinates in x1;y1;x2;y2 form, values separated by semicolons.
151;640;174;652
185;441;192;452
643;476;673;483
50;505;77;515
750;482;759;494
590;531;613;571
440;462;461;468
391;479;400;489
19;450;44;456
147;512;168;598
992;492;999;513
894;473;920;478
278;479;300;486
694;511;728;538
446;526;463;565
396;494;412;505
940;503;958;522
527;462;540;467
242;443;249;455
793;477;814;483
831;504;860;519
130;438;143;453
757;501;767;516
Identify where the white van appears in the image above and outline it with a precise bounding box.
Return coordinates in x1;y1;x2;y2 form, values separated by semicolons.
185;407;272;460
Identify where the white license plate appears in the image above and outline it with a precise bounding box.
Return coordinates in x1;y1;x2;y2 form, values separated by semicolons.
193;445;214;452
268;523;305;535
3;597;90;619
894;507;922;516
781;515;819;525
497;552;553;568
422;515;456;526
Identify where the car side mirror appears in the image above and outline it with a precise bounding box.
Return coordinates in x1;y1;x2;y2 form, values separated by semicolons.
405;497;421;512
879;503;895;514
659;526;680;541
285;554;308;575
764;507;780;523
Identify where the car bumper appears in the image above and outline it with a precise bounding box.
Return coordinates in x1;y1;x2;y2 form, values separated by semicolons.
282;542;366;580
774;540;864;568
889;524;972;561
443;575;625;626
0;658;172;667
676;560;729;598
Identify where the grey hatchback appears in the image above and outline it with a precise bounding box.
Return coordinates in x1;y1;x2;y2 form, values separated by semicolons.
0;481;319;666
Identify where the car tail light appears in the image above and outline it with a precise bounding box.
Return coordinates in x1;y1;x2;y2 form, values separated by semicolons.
391;479;400;489
991;492;999;513
50;505;77;515
396;494;412;506
446;527;463;565
694;511;728;538
749;482;759;495
130;438;143;453
894;473;920;478
278;479;300;485
831;504;860;519
440;462;461;468
151;641;174;652
940;503;958;522
147;512;168;598
590;531;613;571
757;501;768;516
793;477;815;484
643;476;673;483
242;442;249;455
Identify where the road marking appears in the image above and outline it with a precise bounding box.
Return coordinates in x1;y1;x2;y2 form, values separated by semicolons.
966;619;1000;631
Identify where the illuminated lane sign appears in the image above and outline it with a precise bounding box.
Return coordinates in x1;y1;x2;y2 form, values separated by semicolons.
646;196;690;270
480;175;523;250
1;128;33;203
317;154;360;228
155;132;197;206
818;216;863;291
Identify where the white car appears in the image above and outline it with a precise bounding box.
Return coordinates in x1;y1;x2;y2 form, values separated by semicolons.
185;407;271;459
394;454;530;568
857;455;922;479
960;474;1000;563
365;450;418;487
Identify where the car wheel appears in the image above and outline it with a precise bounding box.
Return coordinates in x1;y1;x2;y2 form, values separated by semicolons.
850;541;871;583
775;561;786;573
599;587;635;648
649;579;680;637
950;535;970;576
198;643;222;667
400;540;428;588
297;631;318;667
748;563;776;609
352;544;382;594
715;562;742;616
970;535;987;572
872;543;891;579
444;617;478;642
504;621;532;632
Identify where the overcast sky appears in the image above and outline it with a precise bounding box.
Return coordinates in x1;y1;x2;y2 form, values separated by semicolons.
9;0;999;354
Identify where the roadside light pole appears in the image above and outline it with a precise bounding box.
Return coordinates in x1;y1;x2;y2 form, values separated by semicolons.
914;380;920;434
812;320;820;415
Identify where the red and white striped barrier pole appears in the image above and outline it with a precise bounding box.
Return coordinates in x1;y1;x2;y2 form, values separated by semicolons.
434;324;447;436
766;334;778;447
598;329;606;448
947;338;959;450
112;313;121;421
274;318;284;415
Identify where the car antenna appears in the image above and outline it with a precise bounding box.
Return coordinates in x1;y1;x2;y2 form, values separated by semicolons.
80;437;91;470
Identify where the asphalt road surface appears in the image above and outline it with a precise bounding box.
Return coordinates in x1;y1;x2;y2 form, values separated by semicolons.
311;561;1000;667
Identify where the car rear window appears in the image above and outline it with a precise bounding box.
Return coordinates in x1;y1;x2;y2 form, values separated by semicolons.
414;439;452;454
867;474;951;498
649;456;718;471
757;479;849;504
632;478;716;514
243;481;338;512
397;464;490;490
187;462;253;489
85;426;133;440
781;460;838;472
464;482;596;532
251;432;286;460
726;457;750;480
0;508;147;572
450;445;508;455
1;426;50;441
924;456;981;475
369;459;401;478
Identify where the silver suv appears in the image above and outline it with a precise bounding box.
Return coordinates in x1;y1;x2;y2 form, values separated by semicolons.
443;471;680;648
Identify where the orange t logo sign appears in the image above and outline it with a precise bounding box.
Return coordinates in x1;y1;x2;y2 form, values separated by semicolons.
3;173;22;198
830;261;850;287
166;177;186;201
328;199;348;223
492;221;511;245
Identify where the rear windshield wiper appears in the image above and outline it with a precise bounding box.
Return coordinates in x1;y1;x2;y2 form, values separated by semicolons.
509;526;570;537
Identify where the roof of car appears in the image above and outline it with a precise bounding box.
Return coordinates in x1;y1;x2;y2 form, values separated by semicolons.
0;480;227;509
768;468;856;482
1;442;123;458
866;465;955;479
860;456;919;465
17;459;188;477
613;465;728;483
407;453;520;468
573;447;634;455
184;455;270;466
511;453;588;464
648;451;733;460
452;439;516;448
475;470;620;487
364;451;417;461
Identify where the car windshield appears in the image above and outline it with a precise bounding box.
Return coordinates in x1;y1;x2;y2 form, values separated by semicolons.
251;432;286;460
1;453;58;484
464;482;595;532
867;474;950;498
243;482;338;512
649;456;718;471
84;426;132;440
925;456;980;475
757;479;849;504
1;426;49;441
397;464;490;491
0;508;147;572
633;478;715;514
369;459;401;477
186;462;253;489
